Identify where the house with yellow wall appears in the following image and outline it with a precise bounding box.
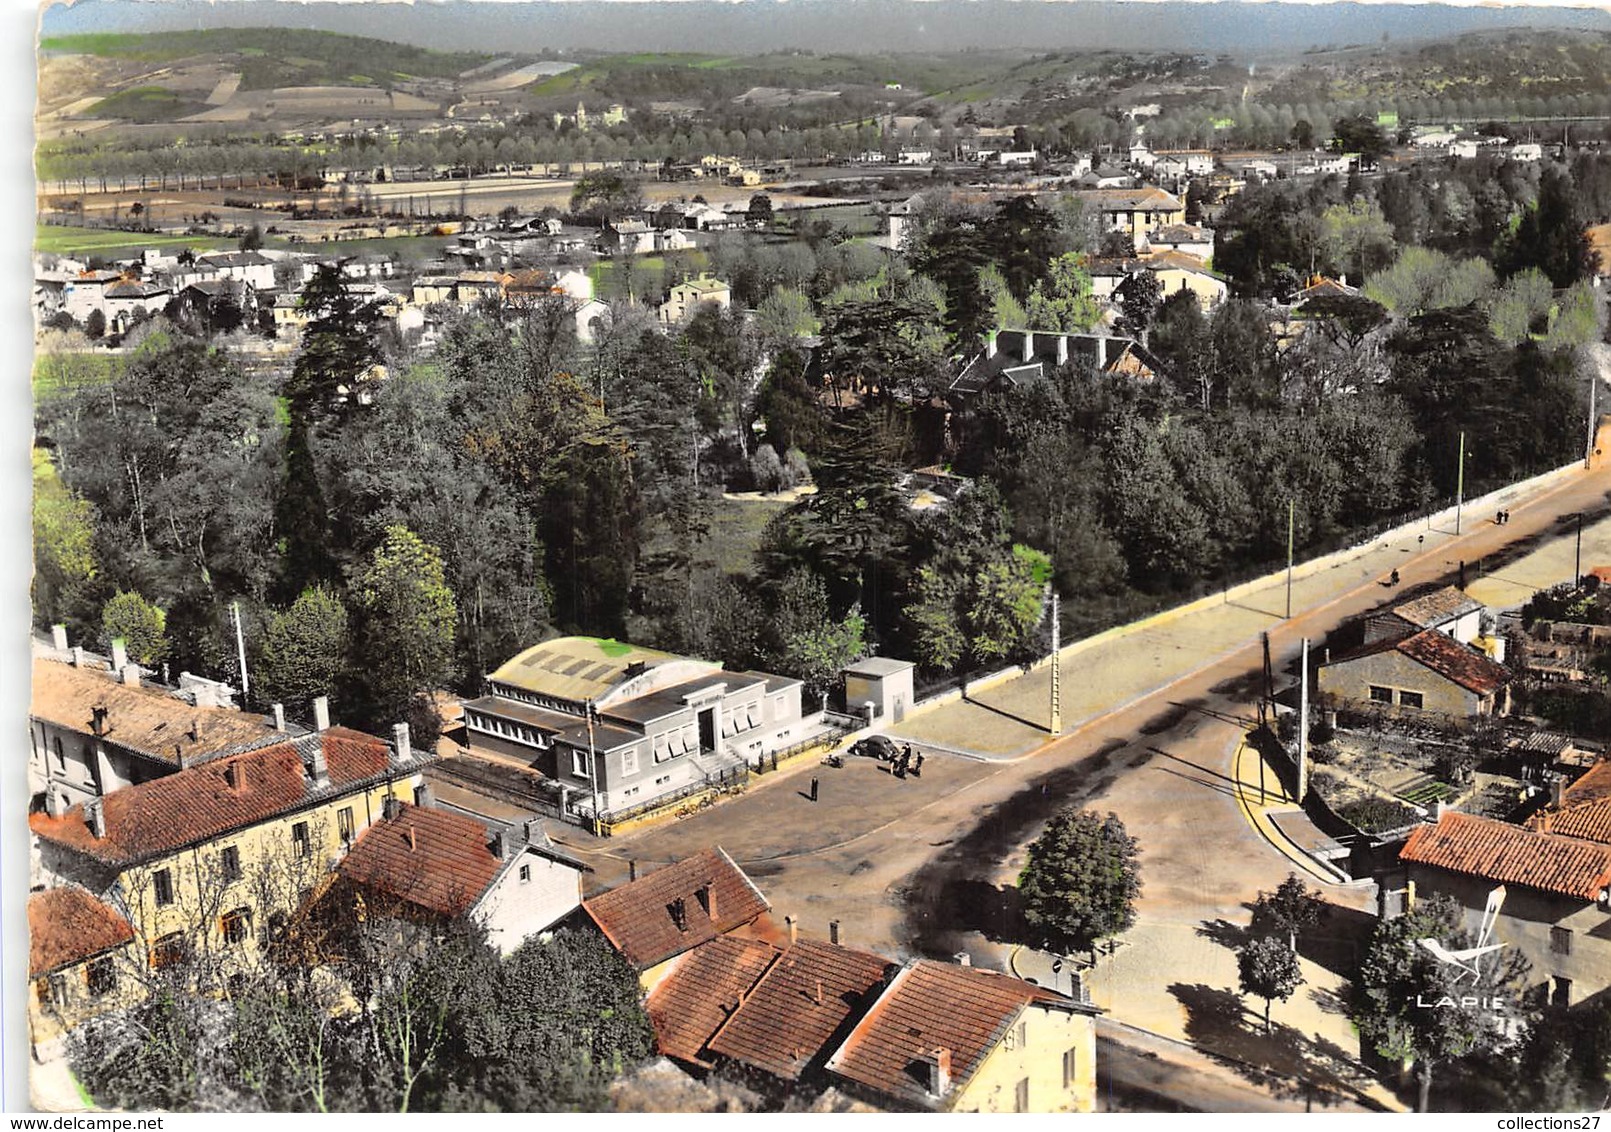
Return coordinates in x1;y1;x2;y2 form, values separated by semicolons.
27;886;140;1058
27;719;433;1059
825;959;1102;1112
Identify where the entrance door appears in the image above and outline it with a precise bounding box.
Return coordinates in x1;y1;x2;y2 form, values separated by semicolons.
697;707;716;753
893;693;906;723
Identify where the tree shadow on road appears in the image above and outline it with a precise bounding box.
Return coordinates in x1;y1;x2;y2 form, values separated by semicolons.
1194;918;1250;951
1168;982;1388;1111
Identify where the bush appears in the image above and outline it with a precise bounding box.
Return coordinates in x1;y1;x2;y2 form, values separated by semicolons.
1337;795;1421;834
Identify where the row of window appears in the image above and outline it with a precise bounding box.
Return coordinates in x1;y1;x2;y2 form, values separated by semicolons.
468;712;551;750
1368;686;1425;710
150;813;350;906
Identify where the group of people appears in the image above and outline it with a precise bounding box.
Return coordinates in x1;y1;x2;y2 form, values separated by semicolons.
1495;510;1512;525
893;743;923;779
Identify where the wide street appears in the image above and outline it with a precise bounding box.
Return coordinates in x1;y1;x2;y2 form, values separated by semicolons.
553;453;1611;1111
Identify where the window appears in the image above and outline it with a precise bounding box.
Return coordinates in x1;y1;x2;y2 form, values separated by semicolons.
86;957;116;998
153;868;174;906
622;748;639;777
222;908;252;946
519;864;531;883
1398;690;1424;710
1368;686;1393;704
1062;1047;1078;1090
1552;976;1573;1008
292;822;311;858
53;736;65;771
150;932;188;971
1551;926;1573;956
338;807;355;843
1014;1077;1029;1114
221;845;241;883
1017;1020;1028;1050
572;748;590;779
36;975;68;1011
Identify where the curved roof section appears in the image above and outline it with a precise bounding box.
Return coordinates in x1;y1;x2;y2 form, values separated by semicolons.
488;637;714;704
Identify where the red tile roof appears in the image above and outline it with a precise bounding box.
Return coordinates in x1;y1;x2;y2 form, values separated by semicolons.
707;939;895;1081
646;935;780;1066
32;656;283;767
1325;628;1510;696
337;803;504;918
1527;761;1611;845
30;728;407;868
1401;811;1611;901
29;886;134;978
1391;586;1485;630
583;846;769;970
826;961;1090;1109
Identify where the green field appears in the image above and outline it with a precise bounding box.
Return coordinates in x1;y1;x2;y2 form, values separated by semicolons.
89;86;207;124
33;351;118;399
702;494;792;577
36;224;235;258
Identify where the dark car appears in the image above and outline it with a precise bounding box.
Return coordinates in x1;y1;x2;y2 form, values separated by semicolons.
853;735;898;761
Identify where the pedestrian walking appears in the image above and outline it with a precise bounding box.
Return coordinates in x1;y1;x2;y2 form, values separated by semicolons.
810;776;819;802
912;752;924;777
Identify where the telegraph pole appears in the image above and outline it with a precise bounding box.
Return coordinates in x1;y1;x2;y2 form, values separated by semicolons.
1285;499;1295;619
1049;590;1062;735
586;698;601;837
1455;431;1466;535
1586;367;1599;471
1576;512;1584;586
230;601;249;701
1297;638;1310;803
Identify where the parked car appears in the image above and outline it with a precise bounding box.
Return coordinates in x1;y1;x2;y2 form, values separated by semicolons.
852;735;898;761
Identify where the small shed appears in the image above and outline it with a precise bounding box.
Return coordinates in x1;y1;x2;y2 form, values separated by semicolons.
842;657;916;724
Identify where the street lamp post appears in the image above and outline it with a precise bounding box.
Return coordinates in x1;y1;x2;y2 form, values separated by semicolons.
1285;499;1295;620
1454;431;1466;536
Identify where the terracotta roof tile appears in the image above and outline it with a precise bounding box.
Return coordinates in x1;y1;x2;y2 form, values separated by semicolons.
1526;761;1611;845
29;886;134;978
337;803;503;918
707;939;894;1081
1402;811;1611;900
1392;586;1485;630
32;657;283;767
826;961;1090;1109
646;935;780;1065
583;847;769;969
30;728;413;868
1324;628;1510;696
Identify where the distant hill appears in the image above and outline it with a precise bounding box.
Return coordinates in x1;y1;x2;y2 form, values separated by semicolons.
39;28;498;91
40;0;1611;57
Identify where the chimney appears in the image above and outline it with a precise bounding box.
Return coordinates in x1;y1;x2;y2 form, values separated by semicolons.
120;665;141;687
490;829;509;859
309;737;330;788
523;819;541;846
90;705;109;737
813;979;824;1006
407;825;417;852
1021;330;1035;364
110;638;128;673
985;330;997;359
829;919;840;945
188;716;201;742
383;796;403;821
785;914;798;944
628;859;637;882
272;702;286;732
392;722;412;764
1434;799;1446;821
51;624;67;651
72;646;84;668
416;780;435;809
313;696;331;733
702;884;717;923
923;1048;952;1096
84;796;106;839
955;951;971;967
1552;775;1566;809
1056;334;1069;367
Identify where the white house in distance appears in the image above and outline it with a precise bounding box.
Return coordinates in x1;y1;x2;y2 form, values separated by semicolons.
659;275;732;326
332;801;588;955
843;658;916;725
460;637;808;825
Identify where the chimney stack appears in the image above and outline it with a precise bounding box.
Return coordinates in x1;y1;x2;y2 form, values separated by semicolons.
392;722;412;764
704;884;717;923
51;624;68;651
91;705;109;737
829;919;840;945
785;914;798;944
416;780;435;809
523;819;541;846
629;859;637;882
383;796;403;821
189;716;201;742
407;825;417;852
309;737;330;787
1021;330;1036;364
272;703;286;732
923;1048;952;1096
1552;775;1566;809
955;951;971;967
224;761;241;792
121;665;141;687
313;696;331;733
110;638;128;673
813;979;824;1006
84;797;106;839
985;330;997;359
491;829;509;859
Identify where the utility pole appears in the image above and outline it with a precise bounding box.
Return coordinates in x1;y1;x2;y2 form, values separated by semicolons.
1285;499;1295;619
1576;512;1584;586
1586;366;1598;471
1297;638;1310;803
1049;590;1062;736
230;601;249;701
1454;430;1466;536
586;698;601;837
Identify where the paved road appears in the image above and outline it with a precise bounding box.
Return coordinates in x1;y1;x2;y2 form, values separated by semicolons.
556;457;1611;1111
